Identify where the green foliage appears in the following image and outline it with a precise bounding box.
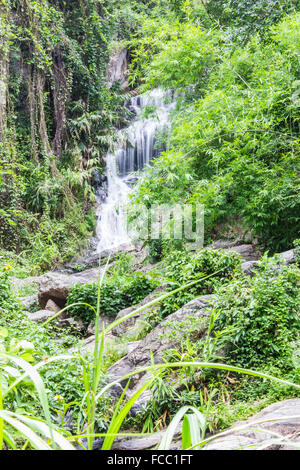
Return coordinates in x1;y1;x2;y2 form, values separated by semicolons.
294;239;300;264
66;273;159;326
0;0;175;268
131;11;300;251
206;0;300;42
215;256;300;371
159;247;241;317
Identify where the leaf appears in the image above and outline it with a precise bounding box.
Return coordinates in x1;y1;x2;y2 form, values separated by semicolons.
0;329;8;339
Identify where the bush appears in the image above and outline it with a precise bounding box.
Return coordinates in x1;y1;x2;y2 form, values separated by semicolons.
159;247;242;317
66;273;159;326
131;12;300;252
215;255;300;371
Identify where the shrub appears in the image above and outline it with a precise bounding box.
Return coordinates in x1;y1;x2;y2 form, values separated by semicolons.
66;273;159;326
159;247;242;317
215;255;300;371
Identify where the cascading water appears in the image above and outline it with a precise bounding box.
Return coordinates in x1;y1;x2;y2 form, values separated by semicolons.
97;89;176;253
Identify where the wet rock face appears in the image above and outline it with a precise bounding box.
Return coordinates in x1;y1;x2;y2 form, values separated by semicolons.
204;399;300;450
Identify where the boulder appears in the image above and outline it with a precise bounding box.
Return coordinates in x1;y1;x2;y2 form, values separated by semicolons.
19;294;39;310
112;399;300;450
108;295;216;389
279;249;296;265
106;47;129;90
204;399;300;450
38;268;100;309
229;244;261;261
25;310;55;323
65;242;136;273
45;299;61;313
211;239;243;250
242;249;297;277
112;430;168;451
129;295;216;367
211;241;261;261
242;260;259;276
112;287;165;338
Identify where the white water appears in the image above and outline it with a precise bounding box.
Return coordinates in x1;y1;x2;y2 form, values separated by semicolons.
97;89;176;253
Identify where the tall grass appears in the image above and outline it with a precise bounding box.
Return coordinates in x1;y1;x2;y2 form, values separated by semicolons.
1;259;299;450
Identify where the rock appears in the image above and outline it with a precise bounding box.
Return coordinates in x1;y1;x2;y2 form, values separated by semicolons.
129;295;216;367
60;242;138;274
242;260;259;276
112;287;165;338
229;244;261;261
38;268;100;309
112;424;183;450
59;317;85;334
11;276;40;294
19;294;39;310
108;295;216;391
279;249;296;265
45;299;61;313
204;399;300;450
112;431;166;451
242;249;297;277
212;239;242;249
113;399;300;450
26;310;55;323
128;341;140;354
210;241;261;261
87;317;111;336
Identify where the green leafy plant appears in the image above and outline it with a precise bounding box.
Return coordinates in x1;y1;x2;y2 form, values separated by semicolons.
66;273;159;327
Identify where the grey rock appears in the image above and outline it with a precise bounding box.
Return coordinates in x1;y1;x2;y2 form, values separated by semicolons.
87;317;111;336
204;399;300;450
279;249;296;265
11;276;40;293
229;244;261;261
211;239;243;250
112;425;182;450
19;294;39;310
45;299;61;313
112;287;165;338
26;310;55;323
112;431;166;451
108;295;216;390
210;241;261;261
38;268;100;308
242;249;296;277
106;47;129;90
242;260;259;276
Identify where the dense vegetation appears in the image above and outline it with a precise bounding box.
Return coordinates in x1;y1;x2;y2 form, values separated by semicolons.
130;2;300;253
0;0;299;452
0;0;172;273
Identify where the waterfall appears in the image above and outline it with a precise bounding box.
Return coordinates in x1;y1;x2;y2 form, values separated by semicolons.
97;88;176;253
